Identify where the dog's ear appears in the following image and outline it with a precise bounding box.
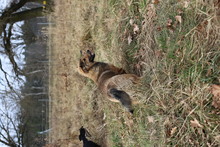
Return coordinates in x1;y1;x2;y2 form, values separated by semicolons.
86;49;95;62
80;50;83;55
89;54;95;62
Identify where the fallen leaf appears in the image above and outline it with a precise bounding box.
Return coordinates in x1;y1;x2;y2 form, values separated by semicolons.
183;1;190;8
133;24;140;34
103;113;106;120
211;84;220;97
166;19;175;33
147;116;154;123
211;84;220;109
129;19;134;25
155;50;163;58
190;119;203;128
175;15;182;24
177;9;183;14
152;0;160;4
207;142;211;147
215;135;220;141
157;26;162;31
128;34;133;45
167;19;173;27
170;127;177;136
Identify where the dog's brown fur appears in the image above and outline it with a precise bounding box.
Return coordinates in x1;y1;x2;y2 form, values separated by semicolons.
78;49;140;113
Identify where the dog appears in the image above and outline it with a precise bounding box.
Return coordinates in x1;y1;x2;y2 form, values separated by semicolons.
78;49;140;113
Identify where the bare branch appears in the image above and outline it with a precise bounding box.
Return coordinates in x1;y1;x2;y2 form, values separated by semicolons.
6;7;45;24
0;139;11;147
1;0;29;18
0;108;22;147
0;59;14;90
2;23;23;77
0;119;17;147
3;111;19;143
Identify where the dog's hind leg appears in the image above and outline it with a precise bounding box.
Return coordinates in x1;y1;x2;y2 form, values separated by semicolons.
108;88;134;114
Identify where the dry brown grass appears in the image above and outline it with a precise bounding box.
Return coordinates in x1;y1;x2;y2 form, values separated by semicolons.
48;1;108;146
48;0;220;146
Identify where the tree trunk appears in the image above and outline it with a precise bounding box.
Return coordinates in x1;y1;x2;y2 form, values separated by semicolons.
6;7;45;24
0;0;54;33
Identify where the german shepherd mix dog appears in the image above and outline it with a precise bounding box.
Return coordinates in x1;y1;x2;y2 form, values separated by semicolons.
78;50;140;113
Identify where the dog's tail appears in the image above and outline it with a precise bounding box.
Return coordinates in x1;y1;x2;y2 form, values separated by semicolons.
108;88;134;114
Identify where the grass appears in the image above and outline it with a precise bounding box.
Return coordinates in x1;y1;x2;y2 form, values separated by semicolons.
48;0;220;146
